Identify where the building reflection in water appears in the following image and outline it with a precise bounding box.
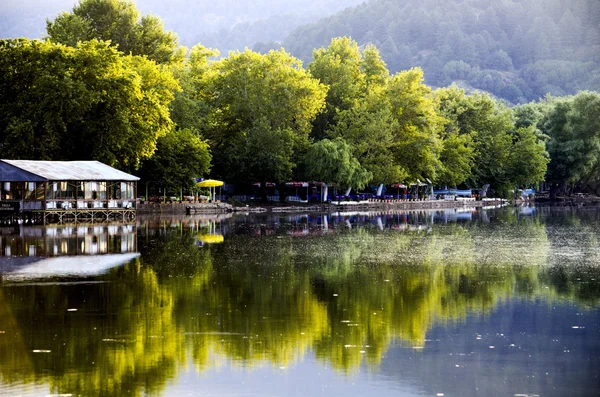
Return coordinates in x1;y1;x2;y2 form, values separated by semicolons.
0;224;138;280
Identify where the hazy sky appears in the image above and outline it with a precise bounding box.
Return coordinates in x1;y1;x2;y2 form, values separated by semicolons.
0;0;364;41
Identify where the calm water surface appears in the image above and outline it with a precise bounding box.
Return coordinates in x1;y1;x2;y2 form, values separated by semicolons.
0;206;599;396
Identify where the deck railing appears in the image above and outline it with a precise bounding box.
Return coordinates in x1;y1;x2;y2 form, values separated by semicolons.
45;199;136;210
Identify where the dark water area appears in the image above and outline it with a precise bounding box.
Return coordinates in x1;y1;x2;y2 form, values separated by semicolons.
0;205;599;396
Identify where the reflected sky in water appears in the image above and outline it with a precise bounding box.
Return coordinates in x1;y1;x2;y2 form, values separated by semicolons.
0;206;599;396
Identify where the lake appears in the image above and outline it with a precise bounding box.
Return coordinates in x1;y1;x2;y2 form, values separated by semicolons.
0;206;599;397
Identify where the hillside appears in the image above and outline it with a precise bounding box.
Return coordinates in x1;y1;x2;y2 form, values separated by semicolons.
282;0;600;103
0;0;365;54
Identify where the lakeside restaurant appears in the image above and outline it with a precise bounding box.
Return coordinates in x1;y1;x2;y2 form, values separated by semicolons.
0;160;139;223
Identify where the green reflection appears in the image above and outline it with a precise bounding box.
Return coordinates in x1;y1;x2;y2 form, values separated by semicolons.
0;260;184;396
0;210;599;394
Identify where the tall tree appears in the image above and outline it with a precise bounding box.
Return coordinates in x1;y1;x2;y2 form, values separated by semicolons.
0;39;178;170
508;126;549;187
308;37;365;140
543;91;600;191
198;48;327;184
137;128;212;196
434;86;516;193
46;0;184;64
329;99;403;184
385;68;443;183
304;137;372;189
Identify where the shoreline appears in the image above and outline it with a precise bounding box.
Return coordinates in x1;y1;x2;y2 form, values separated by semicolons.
137;198;507;215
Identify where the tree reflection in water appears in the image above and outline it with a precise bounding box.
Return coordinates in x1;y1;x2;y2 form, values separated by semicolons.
0;208;599;395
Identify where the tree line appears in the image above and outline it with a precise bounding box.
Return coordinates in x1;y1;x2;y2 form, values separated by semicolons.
0;0;598;198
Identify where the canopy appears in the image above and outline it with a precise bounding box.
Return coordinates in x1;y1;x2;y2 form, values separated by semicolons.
197;179;224;187
392;183;407;188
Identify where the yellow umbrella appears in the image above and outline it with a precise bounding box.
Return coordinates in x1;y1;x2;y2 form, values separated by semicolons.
197;234;224;244
196;179;224;187
196;179;224;201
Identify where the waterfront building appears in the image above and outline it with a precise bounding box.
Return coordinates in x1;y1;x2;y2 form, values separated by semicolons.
0;160;139;223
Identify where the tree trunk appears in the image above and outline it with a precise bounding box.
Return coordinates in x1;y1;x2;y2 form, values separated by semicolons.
260;181;268;203
278;182;286;203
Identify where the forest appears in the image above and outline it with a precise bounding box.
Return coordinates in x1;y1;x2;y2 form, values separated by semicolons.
0;0;599;198
282;0;600;104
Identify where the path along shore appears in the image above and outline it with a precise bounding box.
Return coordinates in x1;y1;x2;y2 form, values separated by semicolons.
137;198;507;215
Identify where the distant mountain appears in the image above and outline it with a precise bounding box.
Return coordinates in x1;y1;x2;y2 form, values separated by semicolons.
0;0;365;55
282;0;600;103
0;0;75;39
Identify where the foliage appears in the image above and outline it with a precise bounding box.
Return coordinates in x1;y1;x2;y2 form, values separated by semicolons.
536;91;600;190
236;118;296;185
304;137;372;189
385;68;443;182
198;48;327;183
137;128;212;193
508;126;549;187
0;38;178;170
308;37;366;140
46;0;184;64
329;103;403;184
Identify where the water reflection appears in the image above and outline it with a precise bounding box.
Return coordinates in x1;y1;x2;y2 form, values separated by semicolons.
0;224;138;281
0;208;598;396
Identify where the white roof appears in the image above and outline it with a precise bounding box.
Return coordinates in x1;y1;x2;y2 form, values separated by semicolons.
1;160;139;181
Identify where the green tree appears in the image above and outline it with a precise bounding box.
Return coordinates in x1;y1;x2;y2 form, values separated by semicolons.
508;126;549;187
304;137;372;189
435;86;514;193
236;118;296;190
361;44;389;92
169;44;220;133
0;39;178;170
385;68;443;183
543;91;600;191
329;101;404;184
199;49;327;184
308;37;366;139
435;86;478;186
437;131;475;187
137;128;212;196
46;0;184;64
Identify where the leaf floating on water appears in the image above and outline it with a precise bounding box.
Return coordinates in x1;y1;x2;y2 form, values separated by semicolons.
33;350;51;353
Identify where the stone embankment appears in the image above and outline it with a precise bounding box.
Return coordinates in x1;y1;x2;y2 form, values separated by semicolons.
138;198;505;215
137;202;233;215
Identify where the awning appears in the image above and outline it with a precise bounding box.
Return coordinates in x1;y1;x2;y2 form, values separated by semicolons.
392;183;407;188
